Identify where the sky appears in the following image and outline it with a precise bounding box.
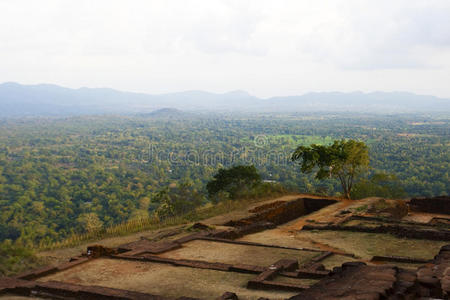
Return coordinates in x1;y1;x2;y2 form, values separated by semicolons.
1;0;450;98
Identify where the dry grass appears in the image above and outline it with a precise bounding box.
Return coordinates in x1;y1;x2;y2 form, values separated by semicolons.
38;194;304;264
39;194;300;252
320;254;360;269
38;215;188;251
37;226;190;265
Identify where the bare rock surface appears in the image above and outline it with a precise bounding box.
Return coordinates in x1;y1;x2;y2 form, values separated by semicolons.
288;263;398;300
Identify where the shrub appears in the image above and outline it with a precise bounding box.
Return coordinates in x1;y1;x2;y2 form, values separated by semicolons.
0;240;42;276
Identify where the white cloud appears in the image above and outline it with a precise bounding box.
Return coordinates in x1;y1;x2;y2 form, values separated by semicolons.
296;0;450;69
0;0;449;97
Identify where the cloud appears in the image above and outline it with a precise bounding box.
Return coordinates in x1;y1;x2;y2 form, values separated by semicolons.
0;0;449;97
296;0;450;69
141;1;267;56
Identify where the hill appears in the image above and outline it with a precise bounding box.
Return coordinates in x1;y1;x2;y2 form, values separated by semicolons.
1;82;449;116
141;108;191;119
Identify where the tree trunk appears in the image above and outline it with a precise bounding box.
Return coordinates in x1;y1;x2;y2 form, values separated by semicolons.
338;174;351;199
345;190;351;200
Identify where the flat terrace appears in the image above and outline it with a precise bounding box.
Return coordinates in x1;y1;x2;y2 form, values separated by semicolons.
1;195;449;299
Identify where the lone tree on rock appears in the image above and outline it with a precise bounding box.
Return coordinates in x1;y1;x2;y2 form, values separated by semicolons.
291;139;369;199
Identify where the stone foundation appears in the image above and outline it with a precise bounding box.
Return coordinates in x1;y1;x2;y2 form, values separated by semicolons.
409;195;450;215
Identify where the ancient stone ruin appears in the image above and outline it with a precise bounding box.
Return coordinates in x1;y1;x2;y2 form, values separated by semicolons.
409;195;450;215
1;195;449;299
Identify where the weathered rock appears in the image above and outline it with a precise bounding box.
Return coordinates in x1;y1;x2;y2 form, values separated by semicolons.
217;291;239;300
87;245;118;258
225;198;336;227
303;223;450;241
410;244;450;298
117;239;181;255
409;195;450;214
288;264;399;300
190;222;212;231
14;265;59;280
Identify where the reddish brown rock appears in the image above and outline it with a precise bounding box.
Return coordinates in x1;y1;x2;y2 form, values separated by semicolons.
288;264;399;300
414;244;450;298
86;245;118;258
409;195;450;215
225;198;336;228
14;265;58;280
118;239;181;255
217;291;239;299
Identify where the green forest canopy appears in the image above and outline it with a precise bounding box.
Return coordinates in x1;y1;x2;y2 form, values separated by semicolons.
0;112;448;246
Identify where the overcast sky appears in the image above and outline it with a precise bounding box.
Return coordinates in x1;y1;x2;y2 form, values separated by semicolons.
1;0;450;98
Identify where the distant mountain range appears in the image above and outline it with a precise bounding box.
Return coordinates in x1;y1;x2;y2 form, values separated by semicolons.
0;82;449;116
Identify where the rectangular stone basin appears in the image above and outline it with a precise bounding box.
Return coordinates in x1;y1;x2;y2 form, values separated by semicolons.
157;240;319;266
37;258;298;299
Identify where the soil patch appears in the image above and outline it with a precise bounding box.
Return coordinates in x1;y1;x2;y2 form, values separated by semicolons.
320;254;360;270
238;228;352;256
295;230;448;260
157;240;319;266
37;258;297;299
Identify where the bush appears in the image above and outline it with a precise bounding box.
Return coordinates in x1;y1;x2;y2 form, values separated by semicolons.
206;165;262;200
0;240;42;276
351;173;406;200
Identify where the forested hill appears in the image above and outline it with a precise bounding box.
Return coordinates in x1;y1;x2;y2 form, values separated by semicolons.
1;82;449;116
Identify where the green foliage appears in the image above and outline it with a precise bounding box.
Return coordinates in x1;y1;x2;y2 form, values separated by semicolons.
76;212;103;233
354;204;368;213
42;192;283;252
0;224;20;241
292;139;370;199
351;173;407;199
155;181;205;219
0;240;41;276
0;113;447;247
206;165;262;201
154;188;175;219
